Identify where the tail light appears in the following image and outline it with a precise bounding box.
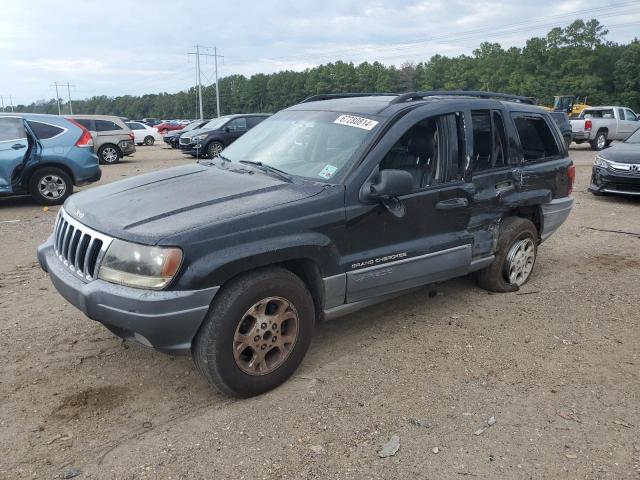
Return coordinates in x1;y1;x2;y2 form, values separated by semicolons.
66;118;93;147
585;119;592;131
567;164;576;195
129;132;135;142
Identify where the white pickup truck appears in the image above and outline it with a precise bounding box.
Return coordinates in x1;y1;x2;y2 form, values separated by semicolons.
571;106;639;150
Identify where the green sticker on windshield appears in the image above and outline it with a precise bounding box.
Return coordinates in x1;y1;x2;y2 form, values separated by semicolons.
318;164;338;179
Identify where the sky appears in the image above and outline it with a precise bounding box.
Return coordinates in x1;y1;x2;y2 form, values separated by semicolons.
1;0;639;106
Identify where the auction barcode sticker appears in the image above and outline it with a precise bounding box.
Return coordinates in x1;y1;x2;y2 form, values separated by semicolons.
334;114;379;131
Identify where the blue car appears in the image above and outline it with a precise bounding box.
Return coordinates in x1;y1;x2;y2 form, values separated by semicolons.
0;113;101;205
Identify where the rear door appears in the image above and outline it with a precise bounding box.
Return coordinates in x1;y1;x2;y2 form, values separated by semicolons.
0;117;29;194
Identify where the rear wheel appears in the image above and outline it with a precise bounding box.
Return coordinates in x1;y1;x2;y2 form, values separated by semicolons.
143;136;155;146
476;217;538;292
193;267;315;397
590;131;607;151
29;167;72;206
98;144;121;165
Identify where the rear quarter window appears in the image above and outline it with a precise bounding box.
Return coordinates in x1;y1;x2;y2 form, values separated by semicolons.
511;114;560;162
95;120;123;132
28;121;65;139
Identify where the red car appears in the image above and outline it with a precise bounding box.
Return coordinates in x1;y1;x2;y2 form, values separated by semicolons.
155;122;184;135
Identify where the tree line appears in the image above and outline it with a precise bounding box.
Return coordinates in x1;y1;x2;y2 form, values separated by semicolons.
14;20;640;119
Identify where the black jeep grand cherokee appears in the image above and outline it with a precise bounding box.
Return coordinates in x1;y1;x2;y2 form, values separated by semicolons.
38;91;574;397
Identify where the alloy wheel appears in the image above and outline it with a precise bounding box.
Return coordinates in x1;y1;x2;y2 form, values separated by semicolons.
38;174;66;199
504;238;535;286
233;297;299;375
102;147;119;163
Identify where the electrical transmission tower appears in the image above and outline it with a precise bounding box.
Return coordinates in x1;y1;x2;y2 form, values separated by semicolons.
188;46;224;119
51;82;75;115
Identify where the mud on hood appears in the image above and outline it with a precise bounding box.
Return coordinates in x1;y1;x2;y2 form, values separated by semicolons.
64;163;324;244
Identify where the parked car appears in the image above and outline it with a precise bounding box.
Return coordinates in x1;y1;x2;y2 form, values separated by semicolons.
164;119;210;148
125;121;163;146
179;114;270;158
589;126;640;196
142;118;161;127
69;115;135;165
0;113;100;205
570;106;639;150
38;91;574;397
549;112;573;149
155;122;184;135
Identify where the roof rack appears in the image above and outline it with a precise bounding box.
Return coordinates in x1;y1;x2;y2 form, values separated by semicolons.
389;90;536;105
301;93;395;103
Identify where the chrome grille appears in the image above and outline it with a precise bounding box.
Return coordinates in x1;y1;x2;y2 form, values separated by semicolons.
179;136;190;145
53;208;113;281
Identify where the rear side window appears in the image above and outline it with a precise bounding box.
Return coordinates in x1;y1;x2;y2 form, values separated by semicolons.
511;114;560;162
28;121;65;139
618;108;626;120
471;110;508;170
0;117;26;141
95;120;123;132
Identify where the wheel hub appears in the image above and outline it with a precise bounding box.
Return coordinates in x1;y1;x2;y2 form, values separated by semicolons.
233;297;299;375
504;238;535;286
38;175;65;199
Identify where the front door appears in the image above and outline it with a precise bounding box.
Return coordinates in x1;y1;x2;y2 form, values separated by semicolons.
224;117;248;145
0;117;29;194
343;107;473;303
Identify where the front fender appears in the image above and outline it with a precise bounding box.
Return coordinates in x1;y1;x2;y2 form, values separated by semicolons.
176;232;342;290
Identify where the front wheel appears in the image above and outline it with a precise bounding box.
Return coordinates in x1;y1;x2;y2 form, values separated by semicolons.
144;136;155;146
206;141;224;158
193;267;315;397
476;217;538;292
29;167;73;206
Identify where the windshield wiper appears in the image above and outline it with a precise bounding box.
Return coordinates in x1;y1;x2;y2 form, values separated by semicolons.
239;160;292;182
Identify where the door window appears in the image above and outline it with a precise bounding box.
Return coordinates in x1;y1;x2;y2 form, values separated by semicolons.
28;121;65;139
379;113;464;192
226;118;247;132
625;109;638;122
0;118;26;142
127;122;145;130
247;116;267;128
511;114;560;162
618;108;626;120
471;110;509;171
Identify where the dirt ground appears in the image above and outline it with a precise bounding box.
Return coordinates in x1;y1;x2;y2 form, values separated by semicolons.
1;142;639;480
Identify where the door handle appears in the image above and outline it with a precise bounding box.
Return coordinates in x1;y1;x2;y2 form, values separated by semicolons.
11;144;26;150
436;197;469;210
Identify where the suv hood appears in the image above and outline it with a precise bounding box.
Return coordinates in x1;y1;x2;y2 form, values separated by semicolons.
600;142;640;164
64;163;324;244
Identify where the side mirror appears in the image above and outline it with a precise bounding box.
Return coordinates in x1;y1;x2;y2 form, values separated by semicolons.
366;169;414;218
224;126;230;132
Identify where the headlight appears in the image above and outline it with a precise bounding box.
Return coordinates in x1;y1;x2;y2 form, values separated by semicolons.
594;156;610;168
192;134;207;142
98;239;183;289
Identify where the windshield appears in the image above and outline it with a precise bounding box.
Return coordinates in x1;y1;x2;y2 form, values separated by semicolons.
221;110;380;180
184;121;204;131
202;117;230;130
625;128;640;144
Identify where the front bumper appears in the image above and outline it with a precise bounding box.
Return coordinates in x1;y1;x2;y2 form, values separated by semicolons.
589;166;640;196
540;196;574;242
38;239;219;354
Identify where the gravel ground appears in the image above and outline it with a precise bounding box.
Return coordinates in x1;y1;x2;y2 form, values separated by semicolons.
0;143;639;480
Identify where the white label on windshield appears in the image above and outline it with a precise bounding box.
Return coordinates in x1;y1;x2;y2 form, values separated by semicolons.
334;114;379;131
318;164;338;179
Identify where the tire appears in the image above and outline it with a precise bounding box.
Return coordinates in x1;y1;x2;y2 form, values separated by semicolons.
143;136;155;146
206;141;224;158
193;267;315;397
98;144;121;165
476;217;538;293
590;131;607;151
29;167;73;206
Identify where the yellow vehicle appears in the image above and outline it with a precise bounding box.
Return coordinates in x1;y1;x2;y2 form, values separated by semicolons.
551;95;590;118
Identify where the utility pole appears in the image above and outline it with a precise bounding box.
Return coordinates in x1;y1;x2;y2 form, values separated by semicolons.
66;83;73;114
0;95;5;112
188;46;224;119
8;95;14;112
52;82;61;115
